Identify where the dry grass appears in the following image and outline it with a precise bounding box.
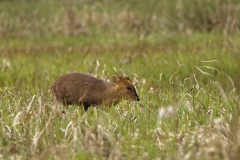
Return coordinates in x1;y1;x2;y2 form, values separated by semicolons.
0;0;239;40
0;0;240;159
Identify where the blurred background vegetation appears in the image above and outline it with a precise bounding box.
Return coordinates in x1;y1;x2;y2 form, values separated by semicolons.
1;0;239;92
0;0;239;40
1;0;240;160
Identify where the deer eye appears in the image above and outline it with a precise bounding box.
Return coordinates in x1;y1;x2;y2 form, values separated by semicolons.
126;86;131;91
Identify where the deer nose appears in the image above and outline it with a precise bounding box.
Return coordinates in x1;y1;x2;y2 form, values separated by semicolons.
137;97;140;101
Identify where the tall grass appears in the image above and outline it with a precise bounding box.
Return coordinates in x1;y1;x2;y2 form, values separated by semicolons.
1;45;240;159
161;0;240;33
0;0;240;159
0;0;239;41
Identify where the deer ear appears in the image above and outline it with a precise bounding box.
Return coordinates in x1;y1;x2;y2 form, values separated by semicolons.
125;76;130;81
112;76;118;84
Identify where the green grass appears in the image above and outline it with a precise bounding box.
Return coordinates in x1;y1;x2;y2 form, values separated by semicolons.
1;0;240;160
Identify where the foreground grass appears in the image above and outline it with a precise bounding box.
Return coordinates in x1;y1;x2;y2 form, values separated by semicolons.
1;33;240;159
1;0;240;160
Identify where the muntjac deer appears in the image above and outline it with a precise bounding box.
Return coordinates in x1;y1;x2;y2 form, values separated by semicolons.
51;72;140;110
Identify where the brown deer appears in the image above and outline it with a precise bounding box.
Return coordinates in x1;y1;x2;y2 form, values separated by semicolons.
51;72;140;110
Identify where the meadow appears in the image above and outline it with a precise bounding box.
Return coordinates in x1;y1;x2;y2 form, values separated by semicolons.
0;0;240;159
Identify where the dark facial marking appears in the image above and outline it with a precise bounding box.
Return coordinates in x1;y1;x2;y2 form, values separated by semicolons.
126;86;131;91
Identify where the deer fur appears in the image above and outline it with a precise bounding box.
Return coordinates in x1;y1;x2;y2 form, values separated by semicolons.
51;72;140;110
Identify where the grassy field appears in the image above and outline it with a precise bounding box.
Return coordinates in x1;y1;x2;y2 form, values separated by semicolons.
1;0;240;159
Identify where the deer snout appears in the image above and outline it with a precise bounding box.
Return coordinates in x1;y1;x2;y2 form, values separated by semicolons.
137;97;140;101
